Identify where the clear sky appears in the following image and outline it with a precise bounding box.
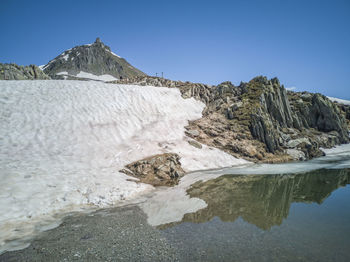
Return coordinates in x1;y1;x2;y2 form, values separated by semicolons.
1;0;349;99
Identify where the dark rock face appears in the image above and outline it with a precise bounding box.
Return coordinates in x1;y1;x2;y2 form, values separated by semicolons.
290;92;349;143
242;77;349;154
120;153;185;186
43;38;146;80
335;102;350;130
0;63;50;80
115;75;349;162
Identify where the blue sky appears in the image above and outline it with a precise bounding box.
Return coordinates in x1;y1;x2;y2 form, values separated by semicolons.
1;0;349;99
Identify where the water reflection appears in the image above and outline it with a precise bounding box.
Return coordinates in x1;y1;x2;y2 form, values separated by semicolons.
162;168;350;230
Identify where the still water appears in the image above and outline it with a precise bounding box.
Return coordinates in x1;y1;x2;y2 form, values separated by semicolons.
160;168;350;261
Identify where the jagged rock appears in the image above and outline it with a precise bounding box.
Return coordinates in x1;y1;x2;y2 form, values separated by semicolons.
120;153;185;186
0;63;50;80
335;103;350;130
43;38;146;80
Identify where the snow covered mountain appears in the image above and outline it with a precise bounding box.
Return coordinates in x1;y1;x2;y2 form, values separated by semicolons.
42;38;146;81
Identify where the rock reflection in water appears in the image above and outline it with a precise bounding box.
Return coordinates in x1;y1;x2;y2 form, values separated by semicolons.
162;168;350;230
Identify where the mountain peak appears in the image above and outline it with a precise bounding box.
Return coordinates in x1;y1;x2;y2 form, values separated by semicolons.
43;39;146;81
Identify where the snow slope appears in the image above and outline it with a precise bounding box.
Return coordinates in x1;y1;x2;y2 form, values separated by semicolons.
0;80;245;252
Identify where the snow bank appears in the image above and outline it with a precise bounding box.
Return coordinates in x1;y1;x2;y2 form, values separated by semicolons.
327;96;350;105
0;80;244;252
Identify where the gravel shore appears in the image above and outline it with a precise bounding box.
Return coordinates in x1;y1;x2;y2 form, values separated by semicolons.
0;205;178;262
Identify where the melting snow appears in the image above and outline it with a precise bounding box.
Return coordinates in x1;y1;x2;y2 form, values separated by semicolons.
0;80;245;253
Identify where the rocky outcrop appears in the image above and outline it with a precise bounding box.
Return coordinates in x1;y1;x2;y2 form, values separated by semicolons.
120;153;185;186
0;63;50;80
289;92;349;142
115;75;349;163
43;38;146;80
324;96;350;132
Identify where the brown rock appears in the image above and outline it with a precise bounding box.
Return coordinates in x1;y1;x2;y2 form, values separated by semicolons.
120;153;185;186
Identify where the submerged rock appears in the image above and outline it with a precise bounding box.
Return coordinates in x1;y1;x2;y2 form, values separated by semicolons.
120;153;185;186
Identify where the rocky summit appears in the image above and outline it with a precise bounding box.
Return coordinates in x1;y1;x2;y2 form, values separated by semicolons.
42;37;146;80
0;63;50;80
113;76;350;163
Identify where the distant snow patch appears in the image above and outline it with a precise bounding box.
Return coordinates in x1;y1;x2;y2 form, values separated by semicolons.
38;65;45;70
76;71;118;82
327;96;350;105
55;71;118;82
61;53;69;61
286;86;296;91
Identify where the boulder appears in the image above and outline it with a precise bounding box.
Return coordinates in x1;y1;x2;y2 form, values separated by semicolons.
120;153;185;186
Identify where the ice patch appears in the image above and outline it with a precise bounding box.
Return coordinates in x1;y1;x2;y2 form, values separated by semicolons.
0;80;244;253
